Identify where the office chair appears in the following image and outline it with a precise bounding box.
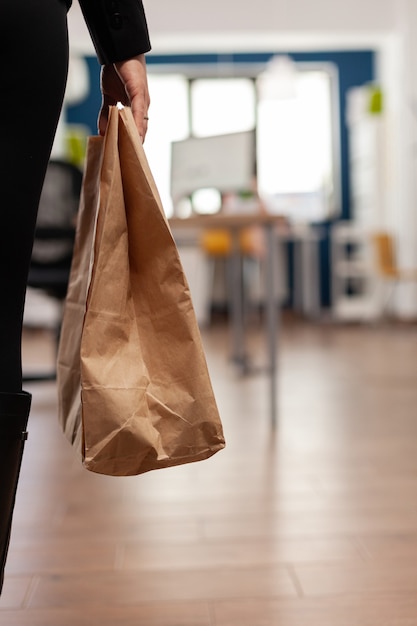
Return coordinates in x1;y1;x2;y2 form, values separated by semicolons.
371;230;417;316
23;159;83;382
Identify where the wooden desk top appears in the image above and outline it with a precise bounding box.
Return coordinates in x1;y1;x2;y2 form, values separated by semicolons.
169;212;288;230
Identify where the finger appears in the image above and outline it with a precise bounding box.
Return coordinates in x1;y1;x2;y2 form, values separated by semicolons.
131;105;149;143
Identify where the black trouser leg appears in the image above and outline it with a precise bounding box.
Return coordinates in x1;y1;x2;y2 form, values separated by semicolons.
0;0;69;594
0;0;69;391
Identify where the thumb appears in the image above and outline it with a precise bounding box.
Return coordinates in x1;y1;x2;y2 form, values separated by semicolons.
97;94;113;136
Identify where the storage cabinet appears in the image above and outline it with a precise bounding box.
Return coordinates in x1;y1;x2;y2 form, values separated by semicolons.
331;221;378;320
331;86;385;320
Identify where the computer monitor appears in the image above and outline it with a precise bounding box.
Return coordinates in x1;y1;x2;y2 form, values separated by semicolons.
170;130;256;203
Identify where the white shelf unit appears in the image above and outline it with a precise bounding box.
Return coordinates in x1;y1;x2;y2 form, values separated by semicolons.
330;86;386;321
346;85;386;230
330;221;379;320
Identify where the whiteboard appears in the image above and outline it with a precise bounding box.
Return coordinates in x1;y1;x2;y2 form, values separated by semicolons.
170;130;255;200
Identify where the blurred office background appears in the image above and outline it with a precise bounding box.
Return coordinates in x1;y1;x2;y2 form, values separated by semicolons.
39;0;417;324
3;0;417;624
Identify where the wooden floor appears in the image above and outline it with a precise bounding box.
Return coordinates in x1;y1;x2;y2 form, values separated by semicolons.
1;316;417;625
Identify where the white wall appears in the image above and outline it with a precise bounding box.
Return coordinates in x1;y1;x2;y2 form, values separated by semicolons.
68;0;417;317
68;0;397;54
391;0;417;315
144;0;396;37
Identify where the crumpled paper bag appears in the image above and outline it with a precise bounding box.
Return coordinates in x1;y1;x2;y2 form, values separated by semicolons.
57;105;225;476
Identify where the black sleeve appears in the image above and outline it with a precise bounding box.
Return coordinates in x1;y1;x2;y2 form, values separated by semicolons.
77;0;151;65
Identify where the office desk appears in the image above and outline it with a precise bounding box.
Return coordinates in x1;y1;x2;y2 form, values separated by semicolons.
170;213;286;427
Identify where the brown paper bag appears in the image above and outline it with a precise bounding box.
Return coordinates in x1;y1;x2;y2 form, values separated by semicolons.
57;105;225;476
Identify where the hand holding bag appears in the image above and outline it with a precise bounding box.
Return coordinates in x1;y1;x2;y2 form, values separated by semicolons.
57;106;225;476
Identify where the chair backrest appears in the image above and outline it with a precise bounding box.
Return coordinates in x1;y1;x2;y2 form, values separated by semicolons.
372;232;399;278
31;159;83;265
28;159;83;299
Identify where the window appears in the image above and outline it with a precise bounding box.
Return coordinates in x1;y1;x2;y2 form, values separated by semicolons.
145;62;339;221
256;68;338;221
144;74;189;217
190;78;256;137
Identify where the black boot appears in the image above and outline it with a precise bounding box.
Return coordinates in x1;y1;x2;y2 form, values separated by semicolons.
0;391;31;594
